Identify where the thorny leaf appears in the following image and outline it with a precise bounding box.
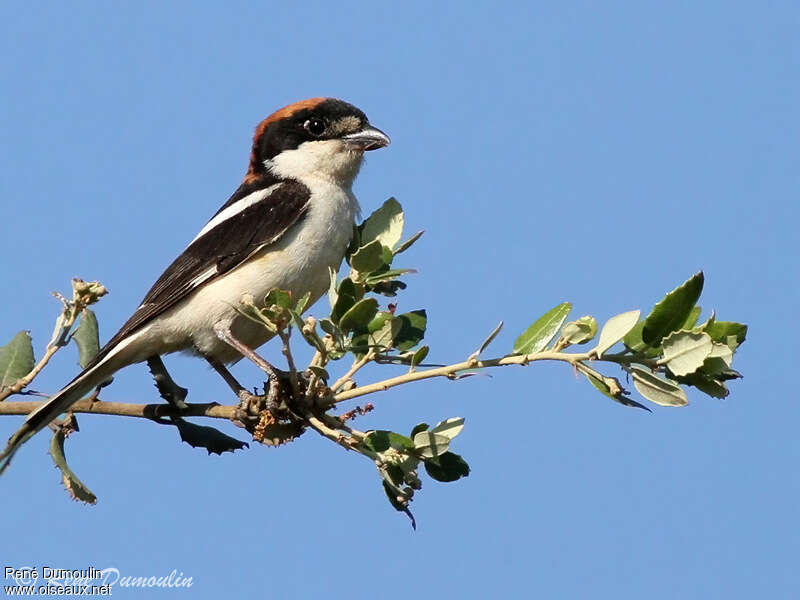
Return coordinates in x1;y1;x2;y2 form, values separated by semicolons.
49;417;97;505
172;417;249;455
641;272;704;345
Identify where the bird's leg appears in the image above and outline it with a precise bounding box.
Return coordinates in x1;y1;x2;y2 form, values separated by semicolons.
203;353;268;418
211;322;282;414
146;356;188;410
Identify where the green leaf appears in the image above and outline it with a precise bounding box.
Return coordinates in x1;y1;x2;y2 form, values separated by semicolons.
394;230;424;255
331;278;358;324
471;321;503;359
660;330;713;377
294;291;312;314
682;306;702;330
413;431;450;458
424;452;470;482
307;365;329;380
49;424;97;505
381;481;417;529
561;315;597;345
327;268;338;311
338;298;379;333
641;272;704;345
410;423;429;438
677;372;730;398
410;345;429;370
264;288;291;309
394;310;427;351
623;320;646;352
369;318;402;351
319;318;339;337
0;331;35;389
364;268;416;285
173;417;250;455
707;342;734;366
360;197;404;249
370;280;407;297
513;302;572;354
72;310;100;369
585;372;650;411
430;417;464;440
350;240;387;273
705;321;748;349
362;430;415;452
595;310;641;357
629;366;688;407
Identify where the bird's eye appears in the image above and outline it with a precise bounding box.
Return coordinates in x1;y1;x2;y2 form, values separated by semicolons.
304;118;326;137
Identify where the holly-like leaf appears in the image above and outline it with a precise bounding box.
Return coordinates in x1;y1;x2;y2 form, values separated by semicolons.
172;417;249;455
72;309;100;369
0;331;35;389
49;424;97;505
629;366;688;407
360;197;404;249
595;310;640;357
641;272;704;345
513;302;572;354
660;330;713;377
424;452;470;482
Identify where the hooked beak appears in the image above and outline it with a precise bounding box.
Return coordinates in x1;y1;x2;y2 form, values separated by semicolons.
342;125;391;151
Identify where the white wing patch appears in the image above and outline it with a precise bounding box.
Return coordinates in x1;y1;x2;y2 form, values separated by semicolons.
190;184;282;244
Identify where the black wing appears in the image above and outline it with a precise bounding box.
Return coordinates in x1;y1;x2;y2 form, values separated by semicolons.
90;178;310;366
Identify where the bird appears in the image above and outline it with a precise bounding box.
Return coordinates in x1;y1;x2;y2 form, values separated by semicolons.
0;97;390;472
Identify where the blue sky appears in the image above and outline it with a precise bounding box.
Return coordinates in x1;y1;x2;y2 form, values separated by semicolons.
1;1;797;598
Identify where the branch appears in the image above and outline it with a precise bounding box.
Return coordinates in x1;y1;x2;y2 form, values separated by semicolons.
0;348;590;420
0;399;236;420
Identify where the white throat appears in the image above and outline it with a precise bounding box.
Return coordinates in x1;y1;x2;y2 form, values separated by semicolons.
265;139;365;187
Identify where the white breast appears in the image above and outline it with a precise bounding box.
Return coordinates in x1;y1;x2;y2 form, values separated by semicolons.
105;139;365;367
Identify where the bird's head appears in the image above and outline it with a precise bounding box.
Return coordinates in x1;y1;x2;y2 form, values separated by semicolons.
245;98;390;186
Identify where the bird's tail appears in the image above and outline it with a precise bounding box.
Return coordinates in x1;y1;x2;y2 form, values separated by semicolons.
0;360;114;475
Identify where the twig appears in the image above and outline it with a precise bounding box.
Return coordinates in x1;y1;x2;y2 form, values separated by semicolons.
0;305;83;401
332;350;587;404
331;349;376;393
277;329;301;397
